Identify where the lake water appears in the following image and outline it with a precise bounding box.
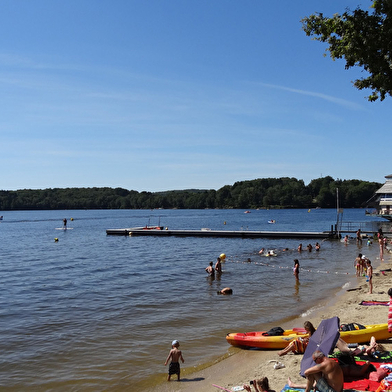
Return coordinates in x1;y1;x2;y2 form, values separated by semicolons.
0;208;387;391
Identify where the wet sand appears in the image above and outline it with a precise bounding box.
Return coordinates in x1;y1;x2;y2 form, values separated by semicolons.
144;251;392;392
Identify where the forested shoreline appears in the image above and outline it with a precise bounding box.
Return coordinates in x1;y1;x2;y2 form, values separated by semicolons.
0;176;381;210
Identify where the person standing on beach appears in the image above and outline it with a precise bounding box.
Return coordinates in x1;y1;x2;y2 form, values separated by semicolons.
354;253;362;277
388;287;392;333
293;259;300;281
366;259;373;294
379;236;384;261
164;340;184;381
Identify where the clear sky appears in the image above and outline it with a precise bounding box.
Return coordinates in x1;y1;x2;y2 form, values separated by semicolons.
1;0;389;192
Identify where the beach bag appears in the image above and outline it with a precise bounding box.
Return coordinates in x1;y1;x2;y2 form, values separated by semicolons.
262;327;284;336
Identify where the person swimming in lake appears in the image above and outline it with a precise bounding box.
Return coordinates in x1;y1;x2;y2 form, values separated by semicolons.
217;287;233;295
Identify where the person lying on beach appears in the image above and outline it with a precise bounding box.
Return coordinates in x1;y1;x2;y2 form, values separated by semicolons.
243;377;276;392
337;336;386;358
278;321;315;356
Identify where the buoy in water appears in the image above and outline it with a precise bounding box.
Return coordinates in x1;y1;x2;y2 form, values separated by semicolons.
220;253;226;260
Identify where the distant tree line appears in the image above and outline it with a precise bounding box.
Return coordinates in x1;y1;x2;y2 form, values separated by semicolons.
0;176;381;210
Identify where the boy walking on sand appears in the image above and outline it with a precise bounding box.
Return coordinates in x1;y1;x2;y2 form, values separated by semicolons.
164;340;184;381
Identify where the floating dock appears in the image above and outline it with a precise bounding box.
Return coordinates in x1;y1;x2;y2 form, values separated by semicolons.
106;228;334;239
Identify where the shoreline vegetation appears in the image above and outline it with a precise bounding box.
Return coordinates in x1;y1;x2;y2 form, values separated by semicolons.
0;176;381;210
144;251;392;392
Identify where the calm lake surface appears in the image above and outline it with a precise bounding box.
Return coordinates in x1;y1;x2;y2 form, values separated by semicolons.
0;209;387;391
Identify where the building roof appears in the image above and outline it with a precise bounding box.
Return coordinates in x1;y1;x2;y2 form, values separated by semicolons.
376;178;392;194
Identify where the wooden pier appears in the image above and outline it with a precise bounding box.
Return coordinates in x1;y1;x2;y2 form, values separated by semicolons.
106;228;334;239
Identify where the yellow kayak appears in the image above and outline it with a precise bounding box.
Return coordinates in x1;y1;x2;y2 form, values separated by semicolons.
340;323;391;344
226;324;391;349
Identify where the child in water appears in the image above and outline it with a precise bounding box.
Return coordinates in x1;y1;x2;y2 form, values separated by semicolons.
164;340;184;381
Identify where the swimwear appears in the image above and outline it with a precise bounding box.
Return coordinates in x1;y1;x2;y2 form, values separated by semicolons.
292;337;308;354
315;377;339;392
169;362;180;375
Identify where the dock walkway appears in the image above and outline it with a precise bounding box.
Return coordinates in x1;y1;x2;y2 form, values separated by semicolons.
106;228;333;239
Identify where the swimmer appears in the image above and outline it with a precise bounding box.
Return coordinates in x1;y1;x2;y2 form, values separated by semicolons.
217;287;233;295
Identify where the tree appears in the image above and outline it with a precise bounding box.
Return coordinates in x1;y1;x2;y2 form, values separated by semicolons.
301;0;392;101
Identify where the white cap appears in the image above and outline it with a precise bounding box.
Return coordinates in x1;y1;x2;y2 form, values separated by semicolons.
172;340;179;346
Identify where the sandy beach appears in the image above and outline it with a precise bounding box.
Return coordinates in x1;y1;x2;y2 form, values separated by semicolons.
145;251;392;392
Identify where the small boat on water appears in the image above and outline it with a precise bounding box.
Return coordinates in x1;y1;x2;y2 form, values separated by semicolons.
268;219;276;224
143;216;164;230
226;323;391;349
244;210;251;214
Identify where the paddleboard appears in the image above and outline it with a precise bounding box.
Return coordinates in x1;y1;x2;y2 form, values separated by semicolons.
55;227;73;230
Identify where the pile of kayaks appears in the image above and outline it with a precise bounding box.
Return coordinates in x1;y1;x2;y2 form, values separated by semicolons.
226;323;392;349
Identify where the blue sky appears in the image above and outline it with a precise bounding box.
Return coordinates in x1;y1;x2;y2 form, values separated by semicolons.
1;0;390;192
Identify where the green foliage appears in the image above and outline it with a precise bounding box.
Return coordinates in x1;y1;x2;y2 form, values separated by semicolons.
0;177;381;210
301;0;392;101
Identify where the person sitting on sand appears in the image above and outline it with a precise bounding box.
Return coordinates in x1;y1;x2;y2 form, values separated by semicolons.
278;321;315;356
288;361;375;387
288;350;344;392
243;377;276;392
217;287;232;295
